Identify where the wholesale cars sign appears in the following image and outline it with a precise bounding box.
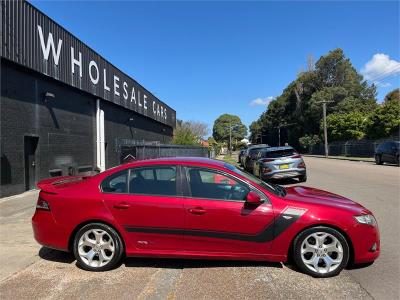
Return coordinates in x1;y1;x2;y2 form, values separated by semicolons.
1;1;176;127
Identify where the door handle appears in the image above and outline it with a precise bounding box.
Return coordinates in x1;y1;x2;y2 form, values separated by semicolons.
113;202;130;209
188;207;206;215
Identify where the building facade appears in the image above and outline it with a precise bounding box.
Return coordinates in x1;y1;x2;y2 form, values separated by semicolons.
1;1;176;197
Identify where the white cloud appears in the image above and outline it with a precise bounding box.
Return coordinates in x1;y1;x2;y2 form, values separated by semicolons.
250;96;275;106
360;53;400;82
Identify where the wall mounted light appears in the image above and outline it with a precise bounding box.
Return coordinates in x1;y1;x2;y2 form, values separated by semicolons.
44;92;55;102
127;117;134;125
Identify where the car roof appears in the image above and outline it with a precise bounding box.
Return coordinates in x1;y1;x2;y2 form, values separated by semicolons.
122;157;227;168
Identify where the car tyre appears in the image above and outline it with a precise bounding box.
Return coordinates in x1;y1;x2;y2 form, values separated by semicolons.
73;223;124;271
292;226;349;278
375;155;383;165
298;175;307;183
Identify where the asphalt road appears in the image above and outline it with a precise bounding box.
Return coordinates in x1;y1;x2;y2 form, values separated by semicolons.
299;157;400;300
0;157;398;300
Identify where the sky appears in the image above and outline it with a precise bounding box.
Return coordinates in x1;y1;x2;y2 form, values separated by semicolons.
31;0;399;135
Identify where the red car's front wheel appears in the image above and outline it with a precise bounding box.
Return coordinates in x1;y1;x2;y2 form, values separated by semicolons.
73;223;124;271
292;226;350;278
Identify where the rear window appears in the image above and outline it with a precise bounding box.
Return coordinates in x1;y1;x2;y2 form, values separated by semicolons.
263;149;295;158
129;166;177;196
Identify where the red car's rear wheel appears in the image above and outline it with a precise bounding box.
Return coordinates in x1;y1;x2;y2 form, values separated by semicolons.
73;223;124;271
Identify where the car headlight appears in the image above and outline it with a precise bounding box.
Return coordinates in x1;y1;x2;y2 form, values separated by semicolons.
354;214;377;226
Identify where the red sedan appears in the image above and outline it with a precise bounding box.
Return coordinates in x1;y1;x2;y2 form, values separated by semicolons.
32;157;379;277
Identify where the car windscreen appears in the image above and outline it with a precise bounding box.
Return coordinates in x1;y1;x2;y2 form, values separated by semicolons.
263;148;295;158
223;163;286;197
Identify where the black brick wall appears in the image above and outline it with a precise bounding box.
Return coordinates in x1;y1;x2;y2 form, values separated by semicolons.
0;60;173;197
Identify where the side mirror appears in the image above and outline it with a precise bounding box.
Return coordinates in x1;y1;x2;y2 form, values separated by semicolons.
246;191;262;204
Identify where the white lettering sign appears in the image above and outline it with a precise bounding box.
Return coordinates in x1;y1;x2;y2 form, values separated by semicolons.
37;25;62;65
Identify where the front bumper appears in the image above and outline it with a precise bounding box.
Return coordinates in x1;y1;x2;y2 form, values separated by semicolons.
350;222;380;264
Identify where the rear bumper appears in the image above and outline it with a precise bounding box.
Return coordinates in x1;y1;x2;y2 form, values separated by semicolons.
32;210;70;251
261;169;306;180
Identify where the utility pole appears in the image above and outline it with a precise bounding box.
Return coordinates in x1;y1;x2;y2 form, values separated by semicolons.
278;126;281;146
228;124;239;156
229;125;232;156
317;100;334;158
322;101;328;158
275;123;296;147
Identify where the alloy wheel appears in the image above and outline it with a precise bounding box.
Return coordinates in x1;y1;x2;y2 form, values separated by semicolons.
300;232;343;274
78;229;115;268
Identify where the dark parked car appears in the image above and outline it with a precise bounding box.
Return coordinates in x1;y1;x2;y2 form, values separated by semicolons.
375;141;399;165
243;145;269;172
238;149;246;164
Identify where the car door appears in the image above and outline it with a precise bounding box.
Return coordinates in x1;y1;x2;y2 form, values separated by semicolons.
380;142;388;162
182;166;274;255
387;142;397;163
102;165;184;251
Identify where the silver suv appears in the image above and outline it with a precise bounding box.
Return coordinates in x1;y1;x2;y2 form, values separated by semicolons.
252;146;307;182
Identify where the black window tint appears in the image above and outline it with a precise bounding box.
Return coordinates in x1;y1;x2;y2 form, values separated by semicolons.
101;170;128;193
265;148;295;158
186;167;249;201
129;166;177;196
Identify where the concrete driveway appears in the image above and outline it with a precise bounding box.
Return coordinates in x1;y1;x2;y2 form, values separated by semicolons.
0;157;398;299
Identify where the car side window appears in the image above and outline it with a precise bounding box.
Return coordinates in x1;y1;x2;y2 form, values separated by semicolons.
185;167;250;201
129;166;177;196
101;170;128;193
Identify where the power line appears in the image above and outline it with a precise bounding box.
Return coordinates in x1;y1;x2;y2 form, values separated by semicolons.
366;65;400;82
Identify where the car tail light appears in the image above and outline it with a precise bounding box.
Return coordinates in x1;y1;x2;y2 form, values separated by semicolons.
298;161;306;168
291;154;302;159
36;197;50;211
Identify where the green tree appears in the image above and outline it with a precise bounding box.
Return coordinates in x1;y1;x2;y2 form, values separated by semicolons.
325;112;371;141
299;134;321;152
212;114;247;149
384;88;399;103
249;48;378;145
172;120;208;145
367;93;400;139
249;120;262;143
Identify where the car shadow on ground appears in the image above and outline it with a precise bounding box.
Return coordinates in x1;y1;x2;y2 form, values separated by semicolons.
39;247;282;270
39;247;75;264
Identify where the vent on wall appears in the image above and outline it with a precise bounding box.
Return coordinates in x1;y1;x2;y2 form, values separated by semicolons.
49;169;62;177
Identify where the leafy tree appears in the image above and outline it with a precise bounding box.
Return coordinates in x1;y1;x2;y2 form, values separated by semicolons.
212;114;247;149
367;94;400;139
249;48;378;145
384;88;399;103
299;134;321;152
249;120;262;143
325;112;371;141
173;120;208;145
